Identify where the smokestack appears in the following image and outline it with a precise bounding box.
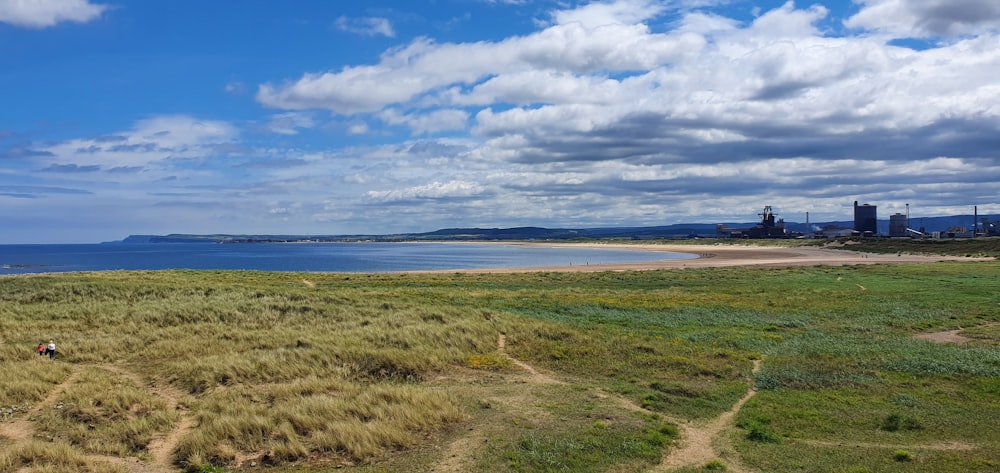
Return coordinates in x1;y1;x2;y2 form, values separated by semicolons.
975;206;978;237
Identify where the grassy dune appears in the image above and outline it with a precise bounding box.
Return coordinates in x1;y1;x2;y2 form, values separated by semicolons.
0;255;998;472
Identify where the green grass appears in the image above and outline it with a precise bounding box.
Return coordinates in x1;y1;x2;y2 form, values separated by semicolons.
822;236;1000;258
0;253;998;472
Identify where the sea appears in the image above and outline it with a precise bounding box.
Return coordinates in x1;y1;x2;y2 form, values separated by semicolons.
0;242;697;275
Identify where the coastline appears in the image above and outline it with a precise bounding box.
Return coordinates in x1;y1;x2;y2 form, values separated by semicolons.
412;242;990;273
1;241;990;276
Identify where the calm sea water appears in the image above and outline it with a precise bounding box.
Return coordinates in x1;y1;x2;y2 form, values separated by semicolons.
0;243;696;275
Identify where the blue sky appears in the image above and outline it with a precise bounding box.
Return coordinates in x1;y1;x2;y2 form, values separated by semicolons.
2;0;999;243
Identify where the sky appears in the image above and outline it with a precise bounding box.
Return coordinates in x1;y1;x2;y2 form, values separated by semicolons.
2;0;999;243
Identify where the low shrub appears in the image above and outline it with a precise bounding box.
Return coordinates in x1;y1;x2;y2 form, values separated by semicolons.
744;423;781;443
881;413;922;432
705;459;728;470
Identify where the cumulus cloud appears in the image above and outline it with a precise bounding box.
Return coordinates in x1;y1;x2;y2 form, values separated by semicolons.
257;7;705;114
378;108;469;135
288;0;996;224
0;0;107;28
846;0;1000;38
550;0;667;28
9;0;1000;241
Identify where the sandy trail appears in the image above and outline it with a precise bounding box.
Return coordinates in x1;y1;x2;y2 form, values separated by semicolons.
0;366;81;441
434;338;768;473
431;334;572;472
96;365;194;472
652;359;763;473
498;333;565;385
0;363;194;473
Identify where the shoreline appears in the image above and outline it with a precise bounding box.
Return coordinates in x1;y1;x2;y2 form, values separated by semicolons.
410;242;990;273
1;242;991;277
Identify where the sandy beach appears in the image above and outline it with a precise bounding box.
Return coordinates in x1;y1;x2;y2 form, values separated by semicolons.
434;242;990;273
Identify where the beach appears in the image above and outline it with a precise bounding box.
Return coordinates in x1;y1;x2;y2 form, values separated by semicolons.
433;242;989;273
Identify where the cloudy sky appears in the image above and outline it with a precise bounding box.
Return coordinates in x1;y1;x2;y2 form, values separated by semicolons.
2;0;998;243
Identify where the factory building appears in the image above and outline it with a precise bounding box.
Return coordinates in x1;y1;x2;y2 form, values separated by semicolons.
854;201;877;235
889;213;908;237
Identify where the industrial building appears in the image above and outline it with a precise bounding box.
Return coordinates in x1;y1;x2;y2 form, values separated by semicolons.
853;201;877;235
717;206;792;238
889;213;908;237
715;202;995;240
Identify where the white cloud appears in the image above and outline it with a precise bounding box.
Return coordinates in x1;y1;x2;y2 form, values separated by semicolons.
334;15;395;37
262;112;315;135
846;0;1000;38
257;2;704;114
0;0;107;28
379;108;469;135
39;115;238;169
10;0;1000;242
550;0;667;29
367;180;486;202
224;82;247;95
453;70;634;106
347;123;370;135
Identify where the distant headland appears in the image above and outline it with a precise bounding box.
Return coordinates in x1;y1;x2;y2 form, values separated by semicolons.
112;213;997;244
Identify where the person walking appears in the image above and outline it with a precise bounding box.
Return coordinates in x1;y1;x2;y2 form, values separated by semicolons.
46;340;56;360
37;342;46;357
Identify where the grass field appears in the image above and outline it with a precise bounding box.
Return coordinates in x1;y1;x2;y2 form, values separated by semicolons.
0;242;997;472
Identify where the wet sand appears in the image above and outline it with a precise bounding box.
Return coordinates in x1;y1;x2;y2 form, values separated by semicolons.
423;242;988;273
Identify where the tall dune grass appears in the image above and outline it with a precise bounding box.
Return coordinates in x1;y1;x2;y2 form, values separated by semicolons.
0;259;997;472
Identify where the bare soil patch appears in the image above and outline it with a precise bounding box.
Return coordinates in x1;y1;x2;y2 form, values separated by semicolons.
796;439;977;452
913;329;973;344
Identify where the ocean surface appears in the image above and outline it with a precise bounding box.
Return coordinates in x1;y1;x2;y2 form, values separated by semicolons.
0;243;696;275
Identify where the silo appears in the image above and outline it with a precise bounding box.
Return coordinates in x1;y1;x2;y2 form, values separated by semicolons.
889;213;907;237
854;201;878;234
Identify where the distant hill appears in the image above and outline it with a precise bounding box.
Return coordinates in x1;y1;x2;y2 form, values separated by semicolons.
113;213;998;244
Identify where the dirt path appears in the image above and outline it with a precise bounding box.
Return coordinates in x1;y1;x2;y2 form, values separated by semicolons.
431;334;570;472
652;359;763;473
0;363;194;473
497;334;565;385
0;366;81;441
98;365;194;472
434;339;767;473
433;425;488;473
796;438;977;451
